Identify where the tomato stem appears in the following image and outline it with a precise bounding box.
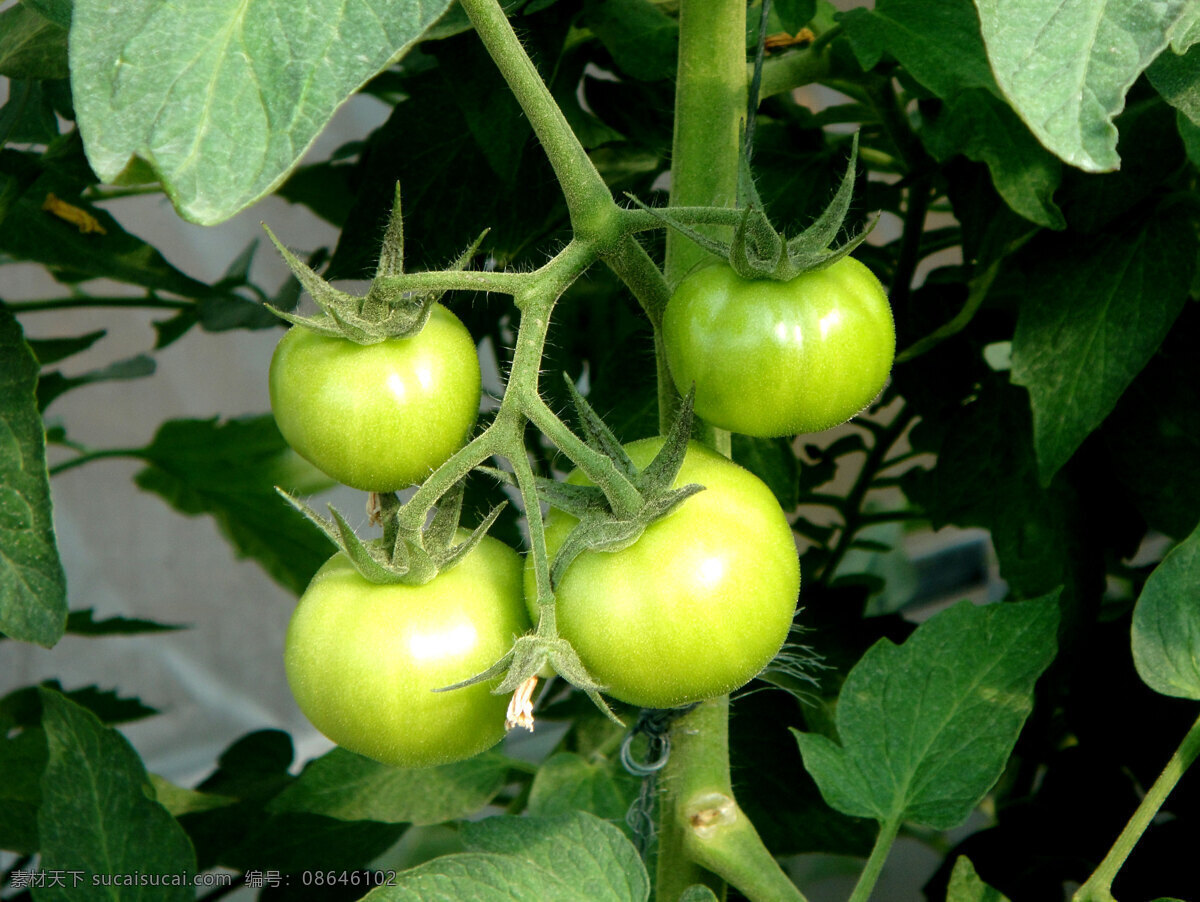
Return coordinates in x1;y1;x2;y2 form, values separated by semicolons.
847;816;902;902
664;0;748;287
1073;711;1200;902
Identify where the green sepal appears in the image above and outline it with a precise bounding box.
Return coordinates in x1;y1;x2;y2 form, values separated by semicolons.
729;204;785;279
374;183;405;281
779;132;860;265
437;635;622;726
630;133;873;282
546;391;703;587
424;477;466;552
634;386;695;495
261;309;347;339
261;184;489;345
563;374;637;480
435;497;508;573
277;478;506;587
276;488;410;584
478;465;611;520
547;483;703;591
627;194;730;260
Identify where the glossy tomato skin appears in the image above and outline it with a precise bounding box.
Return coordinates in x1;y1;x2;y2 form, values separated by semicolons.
285;533;529;768
663;257;895;437
269;303;481;492
525;439;799;709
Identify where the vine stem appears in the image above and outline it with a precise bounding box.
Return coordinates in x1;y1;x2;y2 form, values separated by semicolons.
6;296;193;313
848;816;901;902
1073;711;1200;902
655;0;746;899
48;447;144;477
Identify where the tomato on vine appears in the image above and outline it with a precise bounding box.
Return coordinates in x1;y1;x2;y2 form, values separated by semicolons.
285;533;529;768
662;257;895;437
268;303;481;492
526;438;799;709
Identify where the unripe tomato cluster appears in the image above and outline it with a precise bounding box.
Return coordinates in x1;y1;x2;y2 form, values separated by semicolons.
271;258;892;768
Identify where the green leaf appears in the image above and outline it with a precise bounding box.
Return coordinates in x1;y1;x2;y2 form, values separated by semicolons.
0;307;66;648
1132;522;1200;700
730;690;876;857
0;79;65;146
26;330;107;366
842;0;996;99
21;0;73;30
0;680;158;728
1169;2;1200;51
327;39;566;278
37;353;156;411
0;148;212;297
0;4;69;79
1102;306;1200;539
362;813;649;901
974;0;1192;172
921;88;1064;229
133;417;335;595
36;687;196;900
148;774;237;818
1180;108;1200;165
793;595;1059;829
774;0;816;34
1011;208;1195;483
900;376;1080;608
70;0;455;225
1148;42;1200;125
62;607;186;637
0;724;46;853
732;434;799;511
946;856;1011;902
526;752;636;822
583;0;678;83
269;748;510;826
677;888;721;902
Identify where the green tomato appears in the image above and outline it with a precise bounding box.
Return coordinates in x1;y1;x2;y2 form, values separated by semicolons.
663;257;895;437
525;438;799;709
285;533;529;768
268;304;481;492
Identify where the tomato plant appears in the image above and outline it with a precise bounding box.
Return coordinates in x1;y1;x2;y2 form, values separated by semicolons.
268;304;481;491
6;1;1200;901
284;533;528;768
663;258;895;437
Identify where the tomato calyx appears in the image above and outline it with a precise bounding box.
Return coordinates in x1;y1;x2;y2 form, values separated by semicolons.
631;132;872;282
438;632;622;728
279;479;506;586
261;184;487;344
492;380;704;589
